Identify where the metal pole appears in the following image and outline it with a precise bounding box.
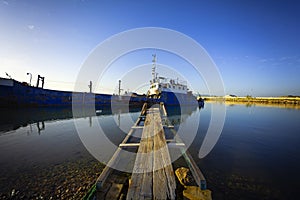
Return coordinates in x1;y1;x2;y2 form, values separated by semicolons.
36;75;40;87
88;81;92;93
118;80;121;96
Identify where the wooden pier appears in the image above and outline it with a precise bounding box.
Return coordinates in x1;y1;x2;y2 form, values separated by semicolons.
92;103;210;200
127;105;176;199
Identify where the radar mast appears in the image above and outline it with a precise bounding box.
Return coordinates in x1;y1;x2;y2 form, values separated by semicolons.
152;54;156;83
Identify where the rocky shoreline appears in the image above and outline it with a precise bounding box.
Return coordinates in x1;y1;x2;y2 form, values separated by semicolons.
0;157;103;199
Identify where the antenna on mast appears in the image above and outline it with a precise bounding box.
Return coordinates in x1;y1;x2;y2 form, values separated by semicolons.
88;81;92;93
152;54;156;83
118;80;123;96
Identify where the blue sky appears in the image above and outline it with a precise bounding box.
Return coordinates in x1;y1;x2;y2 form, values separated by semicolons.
0;0;299;96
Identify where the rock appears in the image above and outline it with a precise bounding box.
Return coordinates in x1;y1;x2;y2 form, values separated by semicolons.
11;189;16;197
183;186;212;200
175;167;195;186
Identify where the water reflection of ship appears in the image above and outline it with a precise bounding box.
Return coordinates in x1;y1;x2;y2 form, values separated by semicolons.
0;106;142;133
165;104;200;126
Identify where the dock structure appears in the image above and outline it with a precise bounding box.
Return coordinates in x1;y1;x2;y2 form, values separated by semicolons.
93;103;209;200
126;105;176;200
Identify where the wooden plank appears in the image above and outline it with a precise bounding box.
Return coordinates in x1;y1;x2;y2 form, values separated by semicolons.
96;105;145;189
131;126;144;129
105;183;123;200
119;143;140;148
97;102;207;199
166;125;174;129
140;120;153;199
167;143;186;148
162;101;207;190
169;123;207;190
152;110;176;200
160;102;168;116
127;112;153;200
127;105;176;200
141;103;148;116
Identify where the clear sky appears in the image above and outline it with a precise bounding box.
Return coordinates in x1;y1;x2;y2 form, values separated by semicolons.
1;0;299;96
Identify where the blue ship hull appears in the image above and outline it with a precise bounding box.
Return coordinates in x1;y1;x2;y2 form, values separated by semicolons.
0;78;203;108
147;91;200;107
0;78;146;107
160;91;198;106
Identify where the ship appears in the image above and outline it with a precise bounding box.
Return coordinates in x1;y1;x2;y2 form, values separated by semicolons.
0;76;146;108
0;55;204;108
147;54;204;107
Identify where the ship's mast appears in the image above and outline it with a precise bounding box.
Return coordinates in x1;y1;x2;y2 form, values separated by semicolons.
118;80;123;96
152;54;156;83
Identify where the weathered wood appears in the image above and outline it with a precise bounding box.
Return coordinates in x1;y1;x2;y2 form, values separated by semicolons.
166;125;174;129
119;143;140;148
167;142;186;148
161;103;207;190
140;120;153;199
96;102;208;199
153;111;176;200
127;108;154;199
169;126;207;190
160;102;168;116
131;126;144;129
96;104;147;189
182;150;207;190
141;103;148;116
127;105;176;200
105;183;124;200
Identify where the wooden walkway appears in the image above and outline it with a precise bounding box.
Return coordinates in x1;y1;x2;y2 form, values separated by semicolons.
126;105;176;200
94;103;208;200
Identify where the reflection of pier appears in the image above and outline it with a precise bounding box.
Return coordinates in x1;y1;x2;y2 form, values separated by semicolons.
93;103;210;199
37;121;45;134
0;106;142;133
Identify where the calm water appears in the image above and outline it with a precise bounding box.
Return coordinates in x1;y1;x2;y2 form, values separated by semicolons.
0;103;299;199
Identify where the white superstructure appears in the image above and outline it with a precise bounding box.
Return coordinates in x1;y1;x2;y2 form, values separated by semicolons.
147;55;188;97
